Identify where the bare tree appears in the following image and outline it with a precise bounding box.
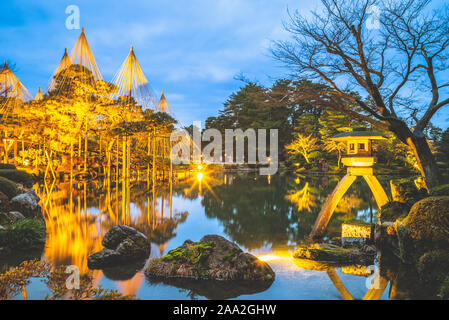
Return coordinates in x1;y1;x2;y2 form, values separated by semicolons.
272;0;449;189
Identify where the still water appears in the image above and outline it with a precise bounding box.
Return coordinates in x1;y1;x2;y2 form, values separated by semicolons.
4;171;395;300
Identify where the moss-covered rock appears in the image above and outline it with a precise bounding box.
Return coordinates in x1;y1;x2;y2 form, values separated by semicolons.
396;196;449;263
292;243;376;265
390;178;428;206
0;176;19;199
0;169;35;188
0;218;46;250
417;250;449;286
430;184;449;197
377;201;410;224
146;235;275;281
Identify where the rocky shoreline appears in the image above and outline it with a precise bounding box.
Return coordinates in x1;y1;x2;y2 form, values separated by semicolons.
0;165;46;256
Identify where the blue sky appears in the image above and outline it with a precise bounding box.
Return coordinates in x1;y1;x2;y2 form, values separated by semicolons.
0;0;448;129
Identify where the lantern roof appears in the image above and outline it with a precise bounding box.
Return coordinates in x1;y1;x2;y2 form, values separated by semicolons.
330;127;387;141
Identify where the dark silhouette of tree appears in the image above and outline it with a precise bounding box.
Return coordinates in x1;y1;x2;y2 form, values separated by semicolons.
272;0;449;189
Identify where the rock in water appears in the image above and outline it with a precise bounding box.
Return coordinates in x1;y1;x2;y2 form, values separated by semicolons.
293;243;376;265
88;225;150;269
396;196;449;263
10;190;42;220
145;235;275;281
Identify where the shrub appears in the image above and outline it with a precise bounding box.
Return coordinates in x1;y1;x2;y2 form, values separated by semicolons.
377;201;410;223
0;176;19;199
0;218;46;249
0;169;35;188
430;184;449;197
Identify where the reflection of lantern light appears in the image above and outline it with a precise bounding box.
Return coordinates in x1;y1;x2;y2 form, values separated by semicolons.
198;165;202;170
197;172;203;182
24;159;30;166
257;254;290;262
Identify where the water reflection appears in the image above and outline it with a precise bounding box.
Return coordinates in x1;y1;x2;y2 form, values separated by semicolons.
2;171;401;299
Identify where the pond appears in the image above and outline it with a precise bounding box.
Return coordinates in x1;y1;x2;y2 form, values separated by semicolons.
2;170;401;300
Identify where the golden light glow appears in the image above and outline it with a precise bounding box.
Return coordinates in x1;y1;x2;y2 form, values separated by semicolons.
257;254;288;262
0;62;33;103
48;48;72;91
157;91;173;113
183;165;220;201
112;45;156;109
70;28;103;81
285;182;318;212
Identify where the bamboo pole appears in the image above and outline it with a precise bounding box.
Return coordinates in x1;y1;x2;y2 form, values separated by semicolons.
169;139;173;219
13;139;17;166
21;139;24;165
152;128;156;186
84;122;87;172
147;133;150;188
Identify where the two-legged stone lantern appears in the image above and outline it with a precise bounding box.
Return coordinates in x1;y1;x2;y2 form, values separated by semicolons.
310;127;389;239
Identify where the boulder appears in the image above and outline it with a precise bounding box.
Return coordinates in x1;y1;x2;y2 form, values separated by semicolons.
7;211;25;223
0;211;25;226
0;191;10;213
417;250;449;286
145;235;275;281
374;222;399;253
396;196;449;263
0;176;19;199
88;225;150;269
10;190;42;220
0;169;35;188
292;243;376;265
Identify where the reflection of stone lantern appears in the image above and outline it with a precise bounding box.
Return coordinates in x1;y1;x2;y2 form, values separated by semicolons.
310;127;389;239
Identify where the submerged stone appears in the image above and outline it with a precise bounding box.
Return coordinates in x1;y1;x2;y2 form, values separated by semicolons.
145;234;275;281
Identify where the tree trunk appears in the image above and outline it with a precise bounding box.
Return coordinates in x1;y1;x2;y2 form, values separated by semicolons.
406;134;441;190
390;120;441;190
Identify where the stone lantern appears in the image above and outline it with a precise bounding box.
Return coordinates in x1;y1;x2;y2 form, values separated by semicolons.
310;127;390;239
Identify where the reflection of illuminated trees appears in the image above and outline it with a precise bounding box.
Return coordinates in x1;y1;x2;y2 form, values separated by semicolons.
285;182;318;212
35;179;188;272
203;174;382;249
335;193;363;217
202;174;315;250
